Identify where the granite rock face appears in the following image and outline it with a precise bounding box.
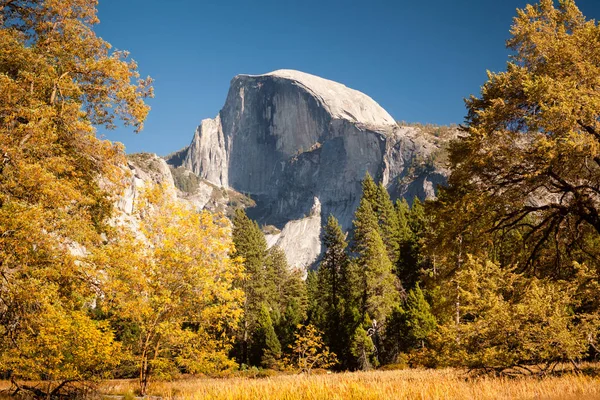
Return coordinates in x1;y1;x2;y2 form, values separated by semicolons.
166;70;451;269
265;197;322;272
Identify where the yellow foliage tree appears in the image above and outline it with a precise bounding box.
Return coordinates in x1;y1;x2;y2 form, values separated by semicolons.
0;0;151;396
97;185;244;396
434;0;600;274
285;324;337;374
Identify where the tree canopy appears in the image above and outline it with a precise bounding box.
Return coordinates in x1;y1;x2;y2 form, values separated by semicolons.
0;0;152;395
436;0;600;275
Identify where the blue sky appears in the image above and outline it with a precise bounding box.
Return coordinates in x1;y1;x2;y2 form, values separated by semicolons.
95;0;600;155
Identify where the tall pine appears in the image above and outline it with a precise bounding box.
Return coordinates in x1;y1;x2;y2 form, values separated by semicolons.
352;199;400;324
396;198;426;289
231;209;269;366
316;215;349;365
375;183;401;265
349;197;400;369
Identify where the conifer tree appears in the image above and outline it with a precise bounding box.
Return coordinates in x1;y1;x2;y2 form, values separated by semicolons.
396;198;426;289
266;246;291;311
252;305;282;369
408;198;427;238
375;183;401;264
361;172;379;204
350;323;375;371
381;284;436;363
396;199;411;236
265;246;307;354
404;284;436;349
306;270;325;327
231;209;270;365
316;215;349;364
352;199;400;324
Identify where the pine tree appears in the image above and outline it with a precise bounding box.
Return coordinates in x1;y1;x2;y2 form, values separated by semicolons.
396;198;424;289
396;198;412;243
265;246;307;355
350;322;375;371
352;198;400;324
408;197;427;238
231;209;269;366
306;270;323;325
375;183;401;264
404;284;436;349
251;305;281;369
266;245;291;312
361;172;379;204
316;215;349;365
381;284;436;364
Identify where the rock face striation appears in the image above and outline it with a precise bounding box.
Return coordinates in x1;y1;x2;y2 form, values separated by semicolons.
166;69;450;269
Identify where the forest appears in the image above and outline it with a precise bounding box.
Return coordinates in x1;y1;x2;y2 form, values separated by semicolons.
2;0;600;398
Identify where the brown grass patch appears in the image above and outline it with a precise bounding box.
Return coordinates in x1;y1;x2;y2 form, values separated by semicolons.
89;369;600;400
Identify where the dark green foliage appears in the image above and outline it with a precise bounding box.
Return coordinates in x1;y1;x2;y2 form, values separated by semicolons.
305;270;323;327
339;177;402;369
382;283;436;363
231;209;269;365
351;199;399;324
403;284;436;349
318;216;348;317
231;212;308;368
267;246;308;353
315;215;349;367
350;320;376;371
396;198;428;289
375;184;401;264
252;305;281;369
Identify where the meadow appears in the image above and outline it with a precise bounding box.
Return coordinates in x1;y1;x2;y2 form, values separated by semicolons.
88;368;600;400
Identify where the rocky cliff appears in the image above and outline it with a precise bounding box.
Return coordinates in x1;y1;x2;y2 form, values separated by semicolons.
164;70;451;269
167;70;447;227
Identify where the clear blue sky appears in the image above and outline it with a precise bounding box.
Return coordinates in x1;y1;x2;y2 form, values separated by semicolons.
95;0;600;155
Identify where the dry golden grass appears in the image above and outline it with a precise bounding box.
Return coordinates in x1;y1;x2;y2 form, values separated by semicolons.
93;369;600;400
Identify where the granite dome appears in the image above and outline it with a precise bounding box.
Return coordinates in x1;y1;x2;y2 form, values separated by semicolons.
239;70;397;127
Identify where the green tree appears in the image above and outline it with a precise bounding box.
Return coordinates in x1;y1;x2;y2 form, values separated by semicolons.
350;323;376;371
396;199;421;288
382;284;436;364
252;305;282;369
404;284;437;349
375;183;401;263
316;215;349;359
361;172;379;204
231;209;269;365
345;196;401;369
267;246;307;354
305;270;324;327
352;199;400;324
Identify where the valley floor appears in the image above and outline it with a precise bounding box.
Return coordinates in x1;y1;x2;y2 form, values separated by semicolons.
94;368;600;400
3;368;600;399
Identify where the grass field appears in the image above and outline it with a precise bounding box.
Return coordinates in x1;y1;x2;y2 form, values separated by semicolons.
2;368;600;399
92;368;600;400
